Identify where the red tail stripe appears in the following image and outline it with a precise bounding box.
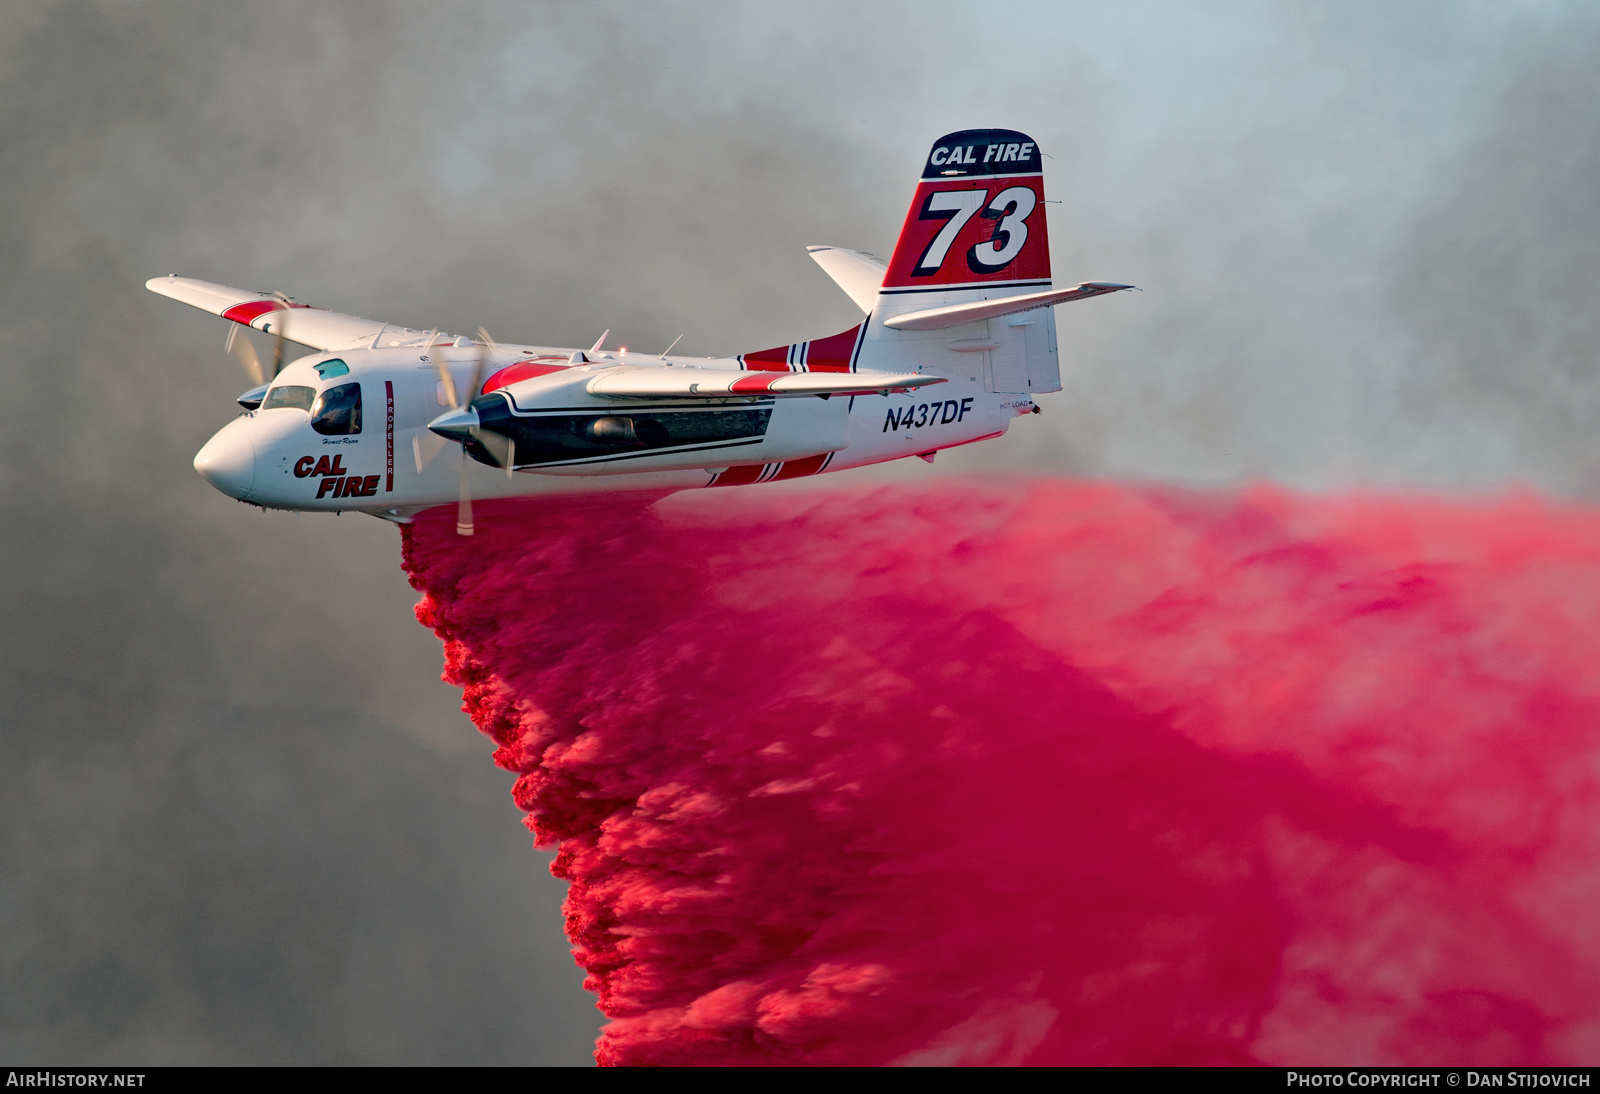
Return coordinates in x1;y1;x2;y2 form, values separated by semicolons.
740;346;790;371
801;325;862;373
880;177;1050;290
740;324;862;374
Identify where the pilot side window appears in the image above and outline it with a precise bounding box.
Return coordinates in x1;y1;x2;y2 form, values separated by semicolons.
259;385;316;412
311;382;362;435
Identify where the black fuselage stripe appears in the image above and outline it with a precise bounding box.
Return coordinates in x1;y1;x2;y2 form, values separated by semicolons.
515;437;765;468
500;400;776;415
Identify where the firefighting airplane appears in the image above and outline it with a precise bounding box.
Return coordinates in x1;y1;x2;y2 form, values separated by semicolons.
151;129;1131;535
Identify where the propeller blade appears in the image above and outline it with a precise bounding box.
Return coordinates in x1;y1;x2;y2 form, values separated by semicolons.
225;325;266;386
428;334;460;410
268;295;290;377
476;429;513;472
456;450;473;536
465;326;496;410
432;327;501;537
412;431;447;473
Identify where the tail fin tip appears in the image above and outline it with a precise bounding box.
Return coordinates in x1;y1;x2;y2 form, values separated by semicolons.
882;128;1051;294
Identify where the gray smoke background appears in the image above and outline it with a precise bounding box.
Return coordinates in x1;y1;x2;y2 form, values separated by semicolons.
5;0;1600;1065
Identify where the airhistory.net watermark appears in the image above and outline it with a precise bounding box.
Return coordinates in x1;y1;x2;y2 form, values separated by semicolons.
6;1074;145;1088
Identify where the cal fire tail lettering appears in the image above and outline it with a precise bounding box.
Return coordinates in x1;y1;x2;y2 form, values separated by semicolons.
881;129;1050;292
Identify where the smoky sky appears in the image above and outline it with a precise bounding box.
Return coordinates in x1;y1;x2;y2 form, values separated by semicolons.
4;0;1600;1065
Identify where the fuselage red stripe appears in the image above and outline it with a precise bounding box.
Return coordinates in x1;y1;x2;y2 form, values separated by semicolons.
739;324;863;375
770;453;830;481
710;464;765;487
384;380;394;492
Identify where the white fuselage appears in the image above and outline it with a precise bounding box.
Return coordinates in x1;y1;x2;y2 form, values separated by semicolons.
193;344;1031;520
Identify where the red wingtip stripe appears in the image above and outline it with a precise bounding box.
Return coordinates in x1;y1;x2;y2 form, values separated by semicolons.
481;360;570;394
729;375;779;394
221;300;312;324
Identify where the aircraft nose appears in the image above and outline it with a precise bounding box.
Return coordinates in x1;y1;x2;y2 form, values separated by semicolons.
194;418;256;499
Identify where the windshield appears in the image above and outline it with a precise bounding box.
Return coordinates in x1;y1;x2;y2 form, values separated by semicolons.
311;382;362;435
260;385;316;412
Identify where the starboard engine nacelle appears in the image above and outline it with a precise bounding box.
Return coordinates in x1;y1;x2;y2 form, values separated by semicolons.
452;366;858;477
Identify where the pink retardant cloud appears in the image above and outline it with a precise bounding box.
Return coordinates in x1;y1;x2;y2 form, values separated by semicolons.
402;478;1600;1066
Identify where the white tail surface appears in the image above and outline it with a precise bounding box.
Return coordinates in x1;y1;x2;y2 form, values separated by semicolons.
806;246;886;314
854;129;1064;394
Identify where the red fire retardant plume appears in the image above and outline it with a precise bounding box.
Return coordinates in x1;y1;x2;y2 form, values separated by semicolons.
401;479;1600;1066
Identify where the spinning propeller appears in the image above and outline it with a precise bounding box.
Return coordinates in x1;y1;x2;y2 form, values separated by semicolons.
227;295;292;408
423;328;515;536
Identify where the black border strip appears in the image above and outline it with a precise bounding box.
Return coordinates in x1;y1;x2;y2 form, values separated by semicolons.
877;279;1053;297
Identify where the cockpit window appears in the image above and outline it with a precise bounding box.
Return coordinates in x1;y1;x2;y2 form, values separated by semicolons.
260;385;316;412
311;382;362;435
314;359;349;379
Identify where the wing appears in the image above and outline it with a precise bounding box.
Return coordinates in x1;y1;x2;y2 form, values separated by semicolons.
585;364;944;399
146;276;394;352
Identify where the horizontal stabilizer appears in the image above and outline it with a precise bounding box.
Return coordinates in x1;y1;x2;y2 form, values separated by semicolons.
586;365;943;399
882;282;1134;331
145;276;390;351
806;246;887;314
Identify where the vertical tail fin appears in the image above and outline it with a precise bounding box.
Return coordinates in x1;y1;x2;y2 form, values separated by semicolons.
863;130;1062;394
880;130;1051;297
740;130;1071;393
